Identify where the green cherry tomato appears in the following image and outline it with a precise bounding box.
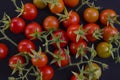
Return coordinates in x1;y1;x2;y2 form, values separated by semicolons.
96;42;111;58
85;63;102;80
33;0;47;9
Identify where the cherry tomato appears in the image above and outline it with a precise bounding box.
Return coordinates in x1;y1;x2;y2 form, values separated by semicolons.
70;39;87;55
96;42;111;58
85;63;102;80
39;65;54;80
103;26;118;42
83;23;100;42
32;52;48;68
25;22;42;40
0;43;8;60
43;16;59;31
67;24;83;42
63;0;79;7
48;0;64;14
9;55;25;69
83;7;99;23
51;29;69;48
53;48;70;67
100;9;117;25
10;17;25;34
63;11;80;28
18;39;36;53
33;0;47;9
22;3;38;20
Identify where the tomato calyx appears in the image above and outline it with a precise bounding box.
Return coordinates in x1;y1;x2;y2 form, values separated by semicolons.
92;29;103;40
75;45;87;59
48;0;59;9
51;49;65;67
10;59;26;75
76;0;100;11
29;29;41;40
57;7;70;22
30;48;43;59
74;25;88;42
11;0;24;17
107;14;120;27
108;33;120;63
72;66;87;80
0;13;11;30
50;31;66;49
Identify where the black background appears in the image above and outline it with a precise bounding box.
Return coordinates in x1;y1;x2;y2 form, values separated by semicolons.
0;0;120;80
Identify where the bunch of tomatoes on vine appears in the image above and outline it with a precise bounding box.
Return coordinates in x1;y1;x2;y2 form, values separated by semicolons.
0;0;120;80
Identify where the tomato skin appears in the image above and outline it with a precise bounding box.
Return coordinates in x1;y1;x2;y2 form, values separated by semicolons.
31;52;48;68
18;39;36;53
83;7;99;23
63;11;80;28
100;9;117;25
103;26;118;42
70;74;78;80
67;24;82;42
0;43;8;60
48;0;64;14
63;0;79;7
51;30;69;48
9;55;25;69
54;48;69;67
33;0;47;9
22;3;38;20
85;63;102;80
10;17;25;34
25;22;42;39
39;65;54;80
83;23;100;42
43;16;59;31
96;42;111;58
70;39;87;55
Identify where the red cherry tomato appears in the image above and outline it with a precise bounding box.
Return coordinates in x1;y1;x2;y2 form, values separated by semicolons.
70;39;87;55
51;29;69;48
39;65;54;80
18;39;36;53
31;52;48;68
48;0;64;14
43;16;59;31
63;11;80;28
63;0;79;7
53;48;70;67
83;23;100;42
83;7;99;23
10;17;25;34
100;9;117;25
22;3;38;20
9;55;25;69
103;26;118;42
0;43;8;60
25;22;42;40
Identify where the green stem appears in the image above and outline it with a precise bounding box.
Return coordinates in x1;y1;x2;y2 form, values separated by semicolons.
0;30;17;46
0;37;6;40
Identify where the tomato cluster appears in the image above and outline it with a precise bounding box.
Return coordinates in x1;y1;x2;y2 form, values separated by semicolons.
0;0;120;80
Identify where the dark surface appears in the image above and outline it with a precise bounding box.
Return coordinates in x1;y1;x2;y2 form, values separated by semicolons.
0;0;120;80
